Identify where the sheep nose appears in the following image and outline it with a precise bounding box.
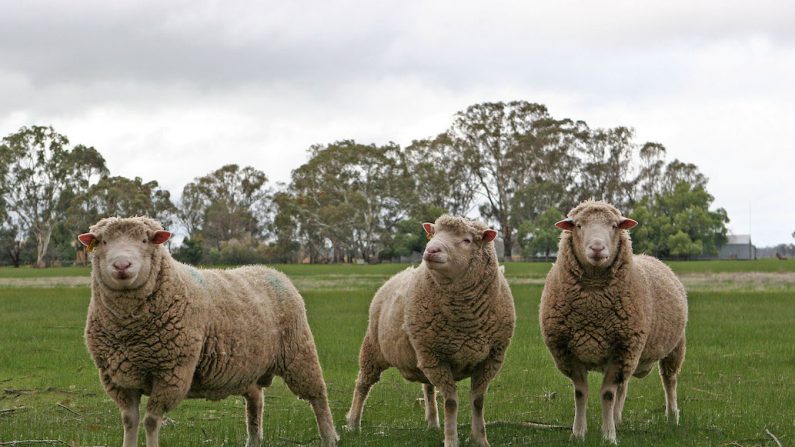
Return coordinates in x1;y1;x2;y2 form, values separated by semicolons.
425;245;442;254
590;244;605;254
113;261;132;272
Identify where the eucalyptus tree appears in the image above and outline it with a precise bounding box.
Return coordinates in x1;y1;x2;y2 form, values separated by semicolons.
0;126;107;267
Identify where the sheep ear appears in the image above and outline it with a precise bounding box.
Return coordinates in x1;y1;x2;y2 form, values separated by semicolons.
78;233;96;247
618;218;638;230
151;231;171;245
555;218;575;231
422;223;434;236
482;229;498;243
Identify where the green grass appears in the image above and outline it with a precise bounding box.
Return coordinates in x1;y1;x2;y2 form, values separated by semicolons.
1;276;794;446
2;258;794;280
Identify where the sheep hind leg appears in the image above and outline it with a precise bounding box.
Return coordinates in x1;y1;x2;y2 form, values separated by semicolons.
281;344;339;446
243;385;263;447
423;383;439;429
346;334;388;431
613;379;629;427
660;337;686;425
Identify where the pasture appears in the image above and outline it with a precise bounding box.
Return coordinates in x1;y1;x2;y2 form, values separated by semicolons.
0;262;793;446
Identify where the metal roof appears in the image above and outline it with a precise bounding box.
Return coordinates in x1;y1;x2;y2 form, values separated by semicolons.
726;234;752;245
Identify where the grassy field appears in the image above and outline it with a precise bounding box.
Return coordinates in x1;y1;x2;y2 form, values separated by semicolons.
1;263;794;446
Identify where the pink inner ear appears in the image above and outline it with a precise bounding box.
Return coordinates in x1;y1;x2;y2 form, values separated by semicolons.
78;233;95;247
555;219;576;231
422;223;434;236
618;218;638;230
482;229;498;243
151;231;171;245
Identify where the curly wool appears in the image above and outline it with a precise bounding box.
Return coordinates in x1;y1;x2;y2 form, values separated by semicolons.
83;217;337;446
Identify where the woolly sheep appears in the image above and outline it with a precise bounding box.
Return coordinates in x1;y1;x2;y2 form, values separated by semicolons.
345;215;516;447
78;217;338;447
539;200;687;444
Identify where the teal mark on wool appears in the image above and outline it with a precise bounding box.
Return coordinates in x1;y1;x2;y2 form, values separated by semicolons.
264;270;289;295
184;265;205;287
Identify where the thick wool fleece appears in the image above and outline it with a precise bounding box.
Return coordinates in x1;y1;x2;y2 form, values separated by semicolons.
347;215;515;447
84;217;337;446
539;201;687;443
539;205;687;380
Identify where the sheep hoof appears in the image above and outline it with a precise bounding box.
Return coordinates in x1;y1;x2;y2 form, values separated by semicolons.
571;425;586;441
601;431;618;445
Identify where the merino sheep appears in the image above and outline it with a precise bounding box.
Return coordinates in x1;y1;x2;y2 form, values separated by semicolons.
539;200;687;444
345;215;516;447
78;217;338;447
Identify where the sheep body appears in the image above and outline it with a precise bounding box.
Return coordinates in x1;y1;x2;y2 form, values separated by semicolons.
82;217;337;447
346;215;515;447
539;200;687;444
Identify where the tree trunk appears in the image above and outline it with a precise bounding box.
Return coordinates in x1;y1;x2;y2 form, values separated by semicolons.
35;224;54;268
502;223;513;259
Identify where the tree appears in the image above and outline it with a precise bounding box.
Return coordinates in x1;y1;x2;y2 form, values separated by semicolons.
577;126;636;209
450;101;579;258
517;206;564;261
631;181;728;259
0;126;107;267
290;141;410;263
403;134;478;217
71;175;176;230
178;164;270;249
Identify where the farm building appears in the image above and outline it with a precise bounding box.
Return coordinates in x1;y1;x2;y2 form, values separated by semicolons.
719;234;756;260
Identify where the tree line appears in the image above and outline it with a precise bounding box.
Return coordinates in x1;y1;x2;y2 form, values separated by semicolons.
0;101;729;267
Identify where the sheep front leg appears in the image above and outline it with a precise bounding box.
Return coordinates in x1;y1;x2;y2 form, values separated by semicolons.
600;365;627;445
346;333;388;431
570;366;588;441
243;385;264;447
421;364;459;447
469;352;506;447
144;376;189;447
101;373;141;447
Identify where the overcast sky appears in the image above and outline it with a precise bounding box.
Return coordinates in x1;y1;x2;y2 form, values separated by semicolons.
1;0;793;246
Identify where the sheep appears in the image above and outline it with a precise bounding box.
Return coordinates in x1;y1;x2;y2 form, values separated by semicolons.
78;216;338;447
345;215;516;447
539;200;688;444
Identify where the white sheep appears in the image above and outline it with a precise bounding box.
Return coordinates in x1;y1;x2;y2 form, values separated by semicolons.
78;216;338;447
539;200;688;444
345;215;516;447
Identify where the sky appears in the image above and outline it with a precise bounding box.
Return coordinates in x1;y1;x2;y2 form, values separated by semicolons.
1;0;793;246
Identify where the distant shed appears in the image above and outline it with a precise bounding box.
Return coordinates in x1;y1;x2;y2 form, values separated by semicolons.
719;234;756;260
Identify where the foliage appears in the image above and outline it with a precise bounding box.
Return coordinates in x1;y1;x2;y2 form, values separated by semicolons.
0;126;107;267
631;182;729;259
178;164;270;250
517;206;564;260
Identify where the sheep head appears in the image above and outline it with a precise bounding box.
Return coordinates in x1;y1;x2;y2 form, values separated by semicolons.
78;217;171;291
422;214;497;282
555;200;637;268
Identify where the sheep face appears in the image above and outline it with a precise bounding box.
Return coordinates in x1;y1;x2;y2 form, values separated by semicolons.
555;201;637;268
422;216;497;281
79;219;171;291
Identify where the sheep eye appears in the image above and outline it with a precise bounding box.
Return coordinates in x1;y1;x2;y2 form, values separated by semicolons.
576;224;581;229
612;224;618;229
463;238;472;244
142;239;147;243
102;241;107;245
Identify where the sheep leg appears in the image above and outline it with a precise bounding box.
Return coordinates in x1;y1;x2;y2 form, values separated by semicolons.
111;387;141;447
613;379;629;426
144;375;189;447
469;354;505;447
281;343;339;446
570;367;588;441
346;333;388;431
660;336;686;424
243;385;263;447
422;383;439;428
422;364;459;447
599;365;625;445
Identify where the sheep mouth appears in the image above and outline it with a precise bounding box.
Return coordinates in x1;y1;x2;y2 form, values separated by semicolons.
423;253;448;265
